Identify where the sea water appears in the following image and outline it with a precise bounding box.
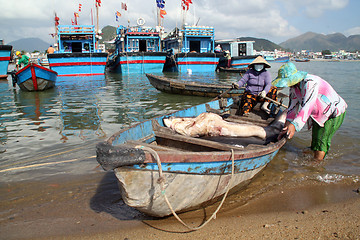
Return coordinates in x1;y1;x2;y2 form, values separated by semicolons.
0;61;359;207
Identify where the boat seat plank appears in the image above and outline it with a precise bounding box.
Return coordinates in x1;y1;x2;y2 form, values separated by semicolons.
154;131;245;151
126;140;183;152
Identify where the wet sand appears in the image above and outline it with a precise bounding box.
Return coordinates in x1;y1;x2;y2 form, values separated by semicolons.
1;171;359;240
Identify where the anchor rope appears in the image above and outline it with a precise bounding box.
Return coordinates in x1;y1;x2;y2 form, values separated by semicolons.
136;145;235;231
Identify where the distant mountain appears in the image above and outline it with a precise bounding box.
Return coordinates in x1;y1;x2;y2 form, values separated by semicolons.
8;38;51;53
280;32;360;52
237;37;285;51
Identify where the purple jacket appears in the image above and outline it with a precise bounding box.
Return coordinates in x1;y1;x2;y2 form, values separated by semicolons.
236;69;272;95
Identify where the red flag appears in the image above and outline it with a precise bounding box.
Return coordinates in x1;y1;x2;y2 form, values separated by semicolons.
96;0;101;7
78;3;82;12
121;2;127;11
116;11;121;17
160;9;167;17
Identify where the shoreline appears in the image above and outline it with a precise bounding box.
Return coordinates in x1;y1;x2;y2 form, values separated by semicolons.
1;171;359;240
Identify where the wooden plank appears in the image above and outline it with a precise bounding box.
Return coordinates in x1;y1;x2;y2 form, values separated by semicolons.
154;130;244;151
126;140;183;152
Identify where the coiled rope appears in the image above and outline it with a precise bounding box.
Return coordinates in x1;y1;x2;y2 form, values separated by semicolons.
136;145;235;231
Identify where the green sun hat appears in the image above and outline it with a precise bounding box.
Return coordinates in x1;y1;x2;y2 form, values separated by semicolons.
272;62;307;87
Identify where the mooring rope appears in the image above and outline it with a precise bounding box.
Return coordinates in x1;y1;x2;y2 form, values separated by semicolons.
136;145;235;231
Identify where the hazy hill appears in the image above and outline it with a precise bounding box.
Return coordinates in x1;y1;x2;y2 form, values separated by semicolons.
280;32;360;52
237;37;286;51
9;38;51;53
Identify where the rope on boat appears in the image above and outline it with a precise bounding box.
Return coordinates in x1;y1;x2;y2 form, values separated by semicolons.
136;145;235;231
0;156;96;173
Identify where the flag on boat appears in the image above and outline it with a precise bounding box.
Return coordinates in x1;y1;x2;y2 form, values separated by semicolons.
121;2;127;11
160;9;167;18
78;3;82;12
115;11;121;21
96;0;101;7
156;0;165;8
182;0;192;11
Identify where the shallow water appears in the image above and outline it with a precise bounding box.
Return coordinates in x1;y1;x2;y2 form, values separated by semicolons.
0;61;359;214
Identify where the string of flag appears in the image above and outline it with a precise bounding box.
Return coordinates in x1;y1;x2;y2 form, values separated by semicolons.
115;2;128;22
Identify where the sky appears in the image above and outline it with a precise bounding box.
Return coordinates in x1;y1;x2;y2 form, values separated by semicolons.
1;0;359;45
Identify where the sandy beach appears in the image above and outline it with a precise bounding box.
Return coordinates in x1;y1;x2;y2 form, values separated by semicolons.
1;171;359;240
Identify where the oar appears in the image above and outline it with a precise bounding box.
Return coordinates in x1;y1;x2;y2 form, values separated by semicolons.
263;96;288;108
212;72;244;101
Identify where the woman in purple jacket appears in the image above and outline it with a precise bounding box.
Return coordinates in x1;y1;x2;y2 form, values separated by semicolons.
233;56;278;116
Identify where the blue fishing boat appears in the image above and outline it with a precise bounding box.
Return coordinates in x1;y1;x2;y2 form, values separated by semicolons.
274;56;290;63
0;42;12;79
47;25;107;77
106;22;167;74
215;39;258;69
163;25;221;72
12;63;57;91
96;97;287;217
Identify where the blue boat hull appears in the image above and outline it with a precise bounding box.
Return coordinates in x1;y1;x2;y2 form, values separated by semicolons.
0;45;12;78
15;63;57;91
47;52;107;77
108;52;167;74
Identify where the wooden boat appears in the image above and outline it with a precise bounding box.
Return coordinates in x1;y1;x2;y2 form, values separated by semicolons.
146;73;244;98
12;63;57;91
96;98;287;217
217;66;247;73
0;44;12;79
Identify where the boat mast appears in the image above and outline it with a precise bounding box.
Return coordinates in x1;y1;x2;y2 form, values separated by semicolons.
95;3;99;49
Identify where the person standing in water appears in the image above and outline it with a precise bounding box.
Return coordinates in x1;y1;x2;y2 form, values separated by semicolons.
273;62;347;160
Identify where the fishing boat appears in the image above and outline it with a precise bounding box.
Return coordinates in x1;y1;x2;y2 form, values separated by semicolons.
146;73;244;97
274;56;290;63
215;39;259;69
295;58;310;62
163;26;221;73
47;24;107;77
12;63;57;91
0;42;12;79
96;98;287;217
106;21;167;74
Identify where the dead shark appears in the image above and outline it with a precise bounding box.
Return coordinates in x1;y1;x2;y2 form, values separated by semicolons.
163;111;287;140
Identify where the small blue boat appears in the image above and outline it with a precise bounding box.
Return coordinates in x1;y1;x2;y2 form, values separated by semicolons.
96;97;286;217
13;63;57;91
274;56;290;63
0;43;12;79
163;25;220;73
47;25;108;77
107;23;167;74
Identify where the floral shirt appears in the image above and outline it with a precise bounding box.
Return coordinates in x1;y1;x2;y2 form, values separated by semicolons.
287;74;347;132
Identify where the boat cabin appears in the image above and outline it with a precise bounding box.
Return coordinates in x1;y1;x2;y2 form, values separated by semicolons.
163;25;215;54
215;39;254;57
56;25;101;53
115;25;162;53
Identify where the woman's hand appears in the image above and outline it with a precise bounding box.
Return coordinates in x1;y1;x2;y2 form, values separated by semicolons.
278;121;296;140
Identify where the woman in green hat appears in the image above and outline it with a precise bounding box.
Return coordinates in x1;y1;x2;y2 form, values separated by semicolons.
273;62;347;160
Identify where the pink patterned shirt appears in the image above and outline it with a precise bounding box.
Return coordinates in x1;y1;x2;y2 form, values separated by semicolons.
287;74;347;131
